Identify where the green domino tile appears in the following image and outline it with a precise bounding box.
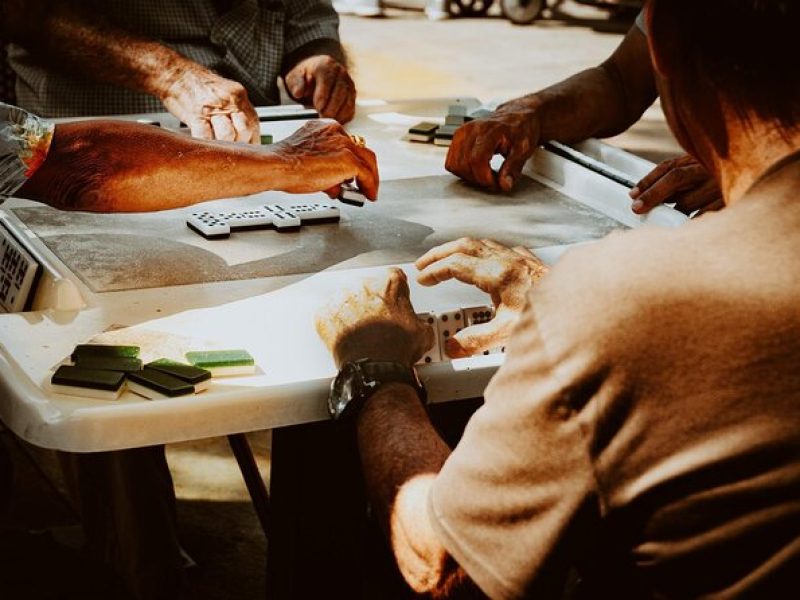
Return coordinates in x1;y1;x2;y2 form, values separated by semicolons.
127;368;195;398
185;349;255;369
147;359;212;385
73;355;143;373
52;365;125;391
260;134;273;145
71;344;140;361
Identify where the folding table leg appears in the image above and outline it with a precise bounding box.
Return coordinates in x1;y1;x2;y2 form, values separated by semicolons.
227;433;270;537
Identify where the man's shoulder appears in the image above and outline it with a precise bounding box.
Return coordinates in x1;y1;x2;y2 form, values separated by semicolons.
529;221;713;361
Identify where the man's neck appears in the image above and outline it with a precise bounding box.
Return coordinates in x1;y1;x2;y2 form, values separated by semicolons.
715;118;800;204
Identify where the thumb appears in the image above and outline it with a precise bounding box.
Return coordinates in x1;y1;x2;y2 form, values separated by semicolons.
498;138;533;193
285;71;307;99
444;313;514;359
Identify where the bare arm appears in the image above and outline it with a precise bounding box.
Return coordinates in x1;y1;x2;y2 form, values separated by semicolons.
446;26;657;191
316;269;494;598
356;384;477;598
18;119;379;212
3;0;260;143
520;26;657;143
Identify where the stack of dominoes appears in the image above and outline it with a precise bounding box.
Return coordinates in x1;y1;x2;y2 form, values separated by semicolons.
407;104;490;148
51;345;257;400
416;304;505;364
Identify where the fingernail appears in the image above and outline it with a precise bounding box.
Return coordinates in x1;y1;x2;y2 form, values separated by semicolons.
629;186;640;198
503;175;514;189
631;199;644;213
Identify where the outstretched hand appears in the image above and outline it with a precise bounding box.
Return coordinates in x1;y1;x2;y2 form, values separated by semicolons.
415;238;548;358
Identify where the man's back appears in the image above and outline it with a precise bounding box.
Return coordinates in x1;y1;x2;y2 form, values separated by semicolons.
429;162;800;598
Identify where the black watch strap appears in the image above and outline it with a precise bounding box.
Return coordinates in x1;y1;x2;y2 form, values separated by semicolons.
329;359;426;421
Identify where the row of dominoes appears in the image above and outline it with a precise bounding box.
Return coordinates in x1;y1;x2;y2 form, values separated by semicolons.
187;202;341;239
51;344;257;400
0;219;42;313
408;104;493;147
416;305;505;364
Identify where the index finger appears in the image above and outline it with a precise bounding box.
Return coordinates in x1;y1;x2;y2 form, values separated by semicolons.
445;123;497;189
312;70;334;115
231;110;259;144
630;158;676;198
352;145;380;201
415;238;489;271
416;254;500;298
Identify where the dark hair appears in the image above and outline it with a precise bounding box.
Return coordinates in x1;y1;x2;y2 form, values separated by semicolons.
653;0;799;130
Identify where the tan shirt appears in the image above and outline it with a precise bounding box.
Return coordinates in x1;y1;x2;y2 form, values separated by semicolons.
429;162;800;599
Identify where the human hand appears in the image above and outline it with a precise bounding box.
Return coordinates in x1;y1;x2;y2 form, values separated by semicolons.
316;268;435;368
284;55;356;124
630;154;723;215
416;238;548;358
445;101;541;192
160;65;260;144
271;120;379;200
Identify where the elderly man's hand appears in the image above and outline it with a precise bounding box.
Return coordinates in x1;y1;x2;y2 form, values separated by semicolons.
161;65;260;144
445;103;541;193
285;55;356;124
630;154;723;215
316;268;435;368
416;238;548;358
272;120;379;200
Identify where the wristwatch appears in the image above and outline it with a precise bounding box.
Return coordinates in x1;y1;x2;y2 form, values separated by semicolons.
328;358;427;421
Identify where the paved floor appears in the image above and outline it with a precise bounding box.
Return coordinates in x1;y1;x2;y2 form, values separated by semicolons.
2;3;683;599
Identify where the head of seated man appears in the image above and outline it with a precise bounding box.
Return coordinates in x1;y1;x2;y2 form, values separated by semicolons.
315;1;800;598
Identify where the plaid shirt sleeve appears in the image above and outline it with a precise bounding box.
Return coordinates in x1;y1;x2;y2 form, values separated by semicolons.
0;103;54;203
281;0;344;72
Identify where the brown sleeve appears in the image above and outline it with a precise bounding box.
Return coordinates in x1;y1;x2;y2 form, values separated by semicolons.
428;294;602;600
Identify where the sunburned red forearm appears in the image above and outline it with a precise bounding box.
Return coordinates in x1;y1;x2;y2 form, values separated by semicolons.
356;383;481;598
2;0;195;100
18;121;291;212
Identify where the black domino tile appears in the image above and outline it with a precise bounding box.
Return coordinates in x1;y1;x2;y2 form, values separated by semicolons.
52;365;126;391
127;368;195;397
146;360;212;385
73;355;143;373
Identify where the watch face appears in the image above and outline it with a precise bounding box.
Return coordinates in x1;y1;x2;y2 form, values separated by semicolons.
329;361;358;419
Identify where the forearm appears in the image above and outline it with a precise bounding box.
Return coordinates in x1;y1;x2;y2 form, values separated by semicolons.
357;384;471;597
3;0;195;100
505;27;657;143
18;121;291;212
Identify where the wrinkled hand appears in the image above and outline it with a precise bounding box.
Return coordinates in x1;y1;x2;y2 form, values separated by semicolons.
630;154;723;215
445;102;540;192
316;268;435;367
161;66;259;144
285;55;356;124
272;120;379;200
416;238;548;358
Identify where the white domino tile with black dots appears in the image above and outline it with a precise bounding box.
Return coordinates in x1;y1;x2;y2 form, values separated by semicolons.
415;305;507;365
187;203;341;239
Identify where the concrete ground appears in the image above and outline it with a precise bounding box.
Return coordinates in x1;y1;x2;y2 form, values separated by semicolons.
1;3;682;599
